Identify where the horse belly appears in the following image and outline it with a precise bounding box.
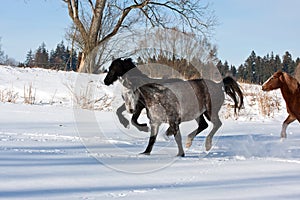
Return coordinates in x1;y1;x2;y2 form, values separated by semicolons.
165;82;206;122
148;105;168;123
180;101;206;122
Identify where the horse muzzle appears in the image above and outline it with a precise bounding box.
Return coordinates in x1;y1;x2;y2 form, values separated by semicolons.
262;85;269;91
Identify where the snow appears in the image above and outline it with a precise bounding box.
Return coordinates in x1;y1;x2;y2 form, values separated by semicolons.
0;66;299;199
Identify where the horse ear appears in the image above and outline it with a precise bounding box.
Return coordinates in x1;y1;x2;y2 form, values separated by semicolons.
124;58;132;62
278;71;284;81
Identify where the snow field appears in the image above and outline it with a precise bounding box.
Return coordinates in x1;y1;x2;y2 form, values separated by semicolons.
0;66;299;199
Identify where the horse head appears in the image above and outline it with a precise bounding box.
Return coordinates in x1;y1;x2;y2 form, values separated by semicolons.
262;70;283;91
104;58;136;85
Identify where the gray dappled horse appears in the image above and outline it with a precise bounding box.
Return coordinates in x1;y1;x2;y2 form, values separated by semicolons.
104;58;243;156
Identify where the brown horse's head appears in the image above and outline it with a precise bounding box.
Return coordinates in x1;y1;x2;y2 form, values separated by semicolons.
262;70;299;93
262;70;284;91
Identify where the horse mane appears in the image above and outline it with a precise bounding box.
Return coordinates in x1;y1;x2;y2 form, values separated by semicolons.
123;58;136;69
281;71;299;94
122;58;149;79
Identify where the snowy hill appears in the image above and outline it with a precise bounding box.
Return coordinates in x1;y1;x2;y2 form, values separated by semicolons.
0;65;299;200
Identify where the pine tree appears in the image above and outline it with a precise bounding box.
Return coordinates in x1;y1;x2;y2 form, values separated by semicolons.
216;60;223;76
282;51;295;74
245;51;257;83
237;64;246;81
25;49;34;67
34;42;49;68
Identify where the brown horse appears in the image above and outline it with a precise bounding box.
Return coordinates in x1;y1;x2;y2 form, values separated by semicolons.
262;70;300;138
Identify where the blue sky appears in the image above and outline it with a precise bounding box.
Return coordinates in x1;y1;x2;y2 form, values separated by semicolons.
0;0;299;66
0;0;70;62
212;0;300;66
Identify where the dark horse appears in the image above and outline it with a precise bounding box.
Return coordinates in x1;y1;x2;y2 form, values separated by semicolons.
262;70;300;138
104;58;244;155
125;80;211;156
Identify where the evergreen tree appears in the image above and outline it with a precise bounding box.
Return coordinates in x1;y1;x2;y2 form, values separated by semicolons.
216;60;223;76
34;42;49;68
25;49;34;67
49;41;66;70
216;60;230;76
237;64;246;81
274;54;282;72
230;65;237;77
282;51;295;74
244;51;257;83
255;56;263;84
48;41;77;71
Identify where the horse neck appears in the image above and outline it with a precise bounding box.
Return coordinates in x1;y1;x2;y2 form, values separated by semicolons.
279;82;294;103
282;73;299;92
120;67;151;87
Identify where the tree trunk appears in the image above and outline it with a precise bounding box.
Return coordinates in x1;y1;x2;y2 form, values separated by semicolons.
77;48;99;74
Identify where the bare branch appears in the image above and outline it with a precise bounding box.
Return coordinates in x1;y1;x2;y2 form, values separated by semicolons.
99;0;150;45
63;0;216;73
63;0;88;43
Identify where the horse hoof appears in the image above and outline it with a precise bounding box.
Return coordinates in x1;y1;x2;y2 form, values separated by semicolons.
205;141;212;151
137;123;148;127
121;120;130;129
280;137;286;142
177;153;185;157
137;126;149;132
140;152;150;155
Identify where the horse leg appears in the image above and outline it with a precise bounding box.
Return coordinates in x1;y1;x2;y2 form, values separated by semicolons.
281;114;296;138
141;123;159;155
166;123;185;157
205;116;222;151
174;127;185;157
131;102;149;132
116;103;129;128
186;114;208;148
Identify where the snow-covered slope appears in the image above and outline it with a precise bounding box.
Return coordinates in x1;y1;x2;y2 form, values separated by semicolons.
0;66;299;200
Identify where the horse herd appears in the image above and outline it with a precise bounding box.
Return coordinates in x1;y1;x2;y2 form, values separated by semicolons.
104;58;300;157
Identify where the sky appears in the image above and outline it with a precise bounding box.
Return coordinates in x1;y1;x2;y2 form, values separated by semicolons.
0;0;300;66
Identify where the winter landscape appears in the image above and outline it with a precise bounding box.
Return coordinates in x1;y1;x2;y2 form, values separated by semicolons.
0;66;299;200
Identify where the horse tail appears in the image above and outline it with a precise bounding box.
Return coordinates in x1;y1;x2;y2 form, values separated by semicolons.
222;77;244;114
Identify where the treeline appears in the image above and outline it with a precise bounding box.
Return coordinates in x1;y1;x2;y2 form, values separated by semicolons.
18;41;300;84
20;41;78;71
217;51;300;84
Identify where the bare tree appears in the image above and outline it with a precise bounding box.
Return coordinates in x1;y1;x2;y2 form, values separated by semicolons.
135;28;219;79
63;0;216;73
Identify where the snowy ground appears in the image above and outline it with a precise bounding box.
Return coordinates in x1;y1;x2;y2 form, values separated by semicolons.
0;66;299;199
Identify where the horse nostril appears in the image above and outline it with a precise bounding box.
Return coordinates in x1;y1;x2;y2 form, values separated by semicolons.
129;109;134;113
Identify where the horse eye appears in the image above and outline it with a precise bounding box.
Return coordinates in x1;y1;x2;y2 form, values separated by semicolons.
121;95;124;100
